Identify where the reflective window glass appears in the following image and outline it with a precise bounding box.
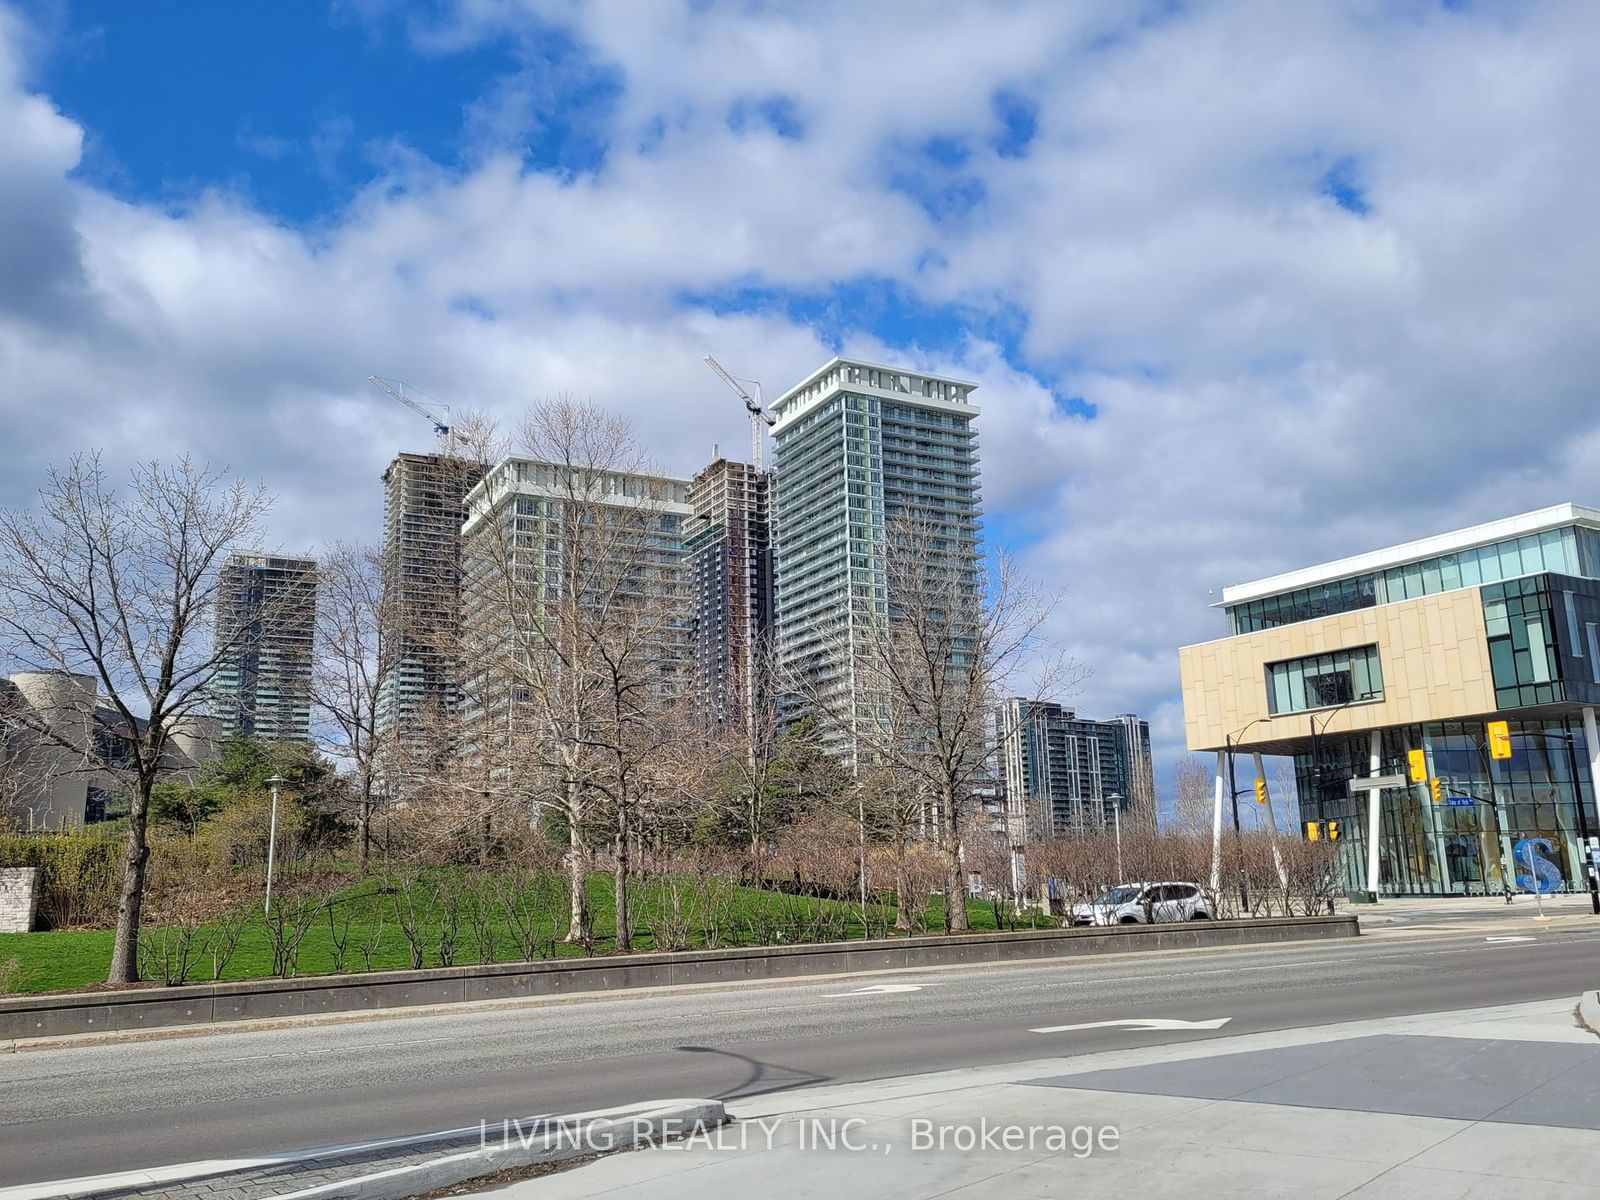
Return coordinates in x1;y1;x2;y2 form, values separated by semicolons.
1439;553;1461;590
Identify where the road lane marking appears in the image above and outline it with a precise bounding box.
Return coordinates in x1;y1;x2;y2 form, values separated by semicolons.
1029;1017;1232;1033
821;984;930;997
1485;935;1536;943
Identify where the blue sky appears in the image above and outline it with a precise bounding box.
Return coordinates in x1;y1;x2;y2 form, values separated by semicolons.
2;0;1599;787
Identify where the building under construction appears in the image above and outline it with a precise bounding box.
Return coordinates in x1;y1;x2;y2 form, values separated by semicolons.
686;454;774;729
378;452;487;744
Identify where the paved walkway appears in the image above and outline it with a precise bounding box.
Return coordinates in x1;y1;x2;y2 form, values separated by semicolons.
485;996;1600;1199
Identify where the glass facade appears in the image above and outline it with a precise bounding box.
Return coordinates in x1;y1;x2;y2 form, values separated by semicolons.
1295;718;1599;896
1227;525;1592;634
772;362;981;761
1229;576;1377;634
1265;645;1383;714
1382;527;1580;602
1482;573;1600;709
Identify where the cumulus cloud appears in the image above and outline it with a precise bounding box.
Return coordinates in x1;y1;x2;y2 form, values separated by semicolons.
2;0;1598;781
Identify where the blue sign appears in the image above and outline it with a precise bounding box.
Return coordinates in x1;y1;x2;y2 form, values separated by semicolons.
1445;796;1474;807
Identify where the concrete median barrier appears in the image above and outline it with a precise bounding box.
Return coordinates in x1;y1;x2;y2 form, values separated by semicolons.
0;914;1358;1043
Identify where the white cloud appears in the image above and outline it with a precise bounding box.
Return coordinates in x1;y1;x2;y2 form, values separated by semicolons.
3;0;1599;782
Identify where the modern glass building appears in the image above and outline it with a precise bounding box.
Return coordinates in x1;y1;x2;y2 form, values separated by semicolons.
213;552;317;742
1179;504;1600;897
769;358;981;765
457;457;693;758
994;698;1154;844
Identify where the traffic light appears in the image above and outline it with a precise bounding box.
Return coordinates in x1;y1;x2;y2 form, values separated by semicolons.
1430;777;1444;803
1254;778;1268;805
1307;821;1322;841
1407;749;1427;783
1327;820;1341;841
1487;720;1512;760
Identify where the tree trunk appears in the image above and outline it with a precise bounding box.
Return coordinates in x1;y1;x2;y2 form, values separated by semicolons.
106;778;154;984
894;852;913;933
563;801;591;945
944;783;969;933
749;791;761;886
613;801;631;952
356;782;372;869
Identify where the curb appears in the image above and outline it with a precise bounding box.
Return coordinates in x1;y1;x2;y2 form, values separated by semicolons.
1578;990;1600;1039
0;1099;727;1200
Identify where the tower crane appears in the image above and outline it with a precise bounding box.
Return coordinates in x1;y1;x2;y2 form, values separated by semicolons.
368;375;452;450
704;356;776;470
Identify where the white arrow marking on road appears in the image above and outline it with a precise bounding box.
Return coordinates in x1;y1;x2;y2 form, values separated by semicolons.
821;983;928;997
1485;935;1535;943
1029;1017;1232;1034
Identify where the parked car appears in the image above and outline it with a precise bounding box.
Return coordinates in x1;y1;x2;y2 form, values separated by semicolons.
1068;881;1212;925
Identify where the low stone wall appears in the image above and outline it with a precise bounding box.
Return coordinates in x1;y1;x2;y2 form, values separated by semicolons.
0;913;1359;1042
0;867;38;933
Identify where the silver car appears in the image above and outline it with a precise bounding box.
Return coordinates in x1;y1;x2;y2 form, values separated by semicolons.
1069;881;1213;925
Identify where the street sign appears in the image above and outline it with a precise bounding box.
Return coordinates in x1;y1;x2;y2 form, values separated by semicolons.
1348;773;1407;792
1445;796;1473;807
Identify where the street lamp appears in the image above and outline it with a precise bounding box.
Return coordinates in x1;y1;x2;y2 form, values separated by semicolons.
1225;718;1273;911
1107;792;1124;881
1307;696;1362;804
264;773;286;917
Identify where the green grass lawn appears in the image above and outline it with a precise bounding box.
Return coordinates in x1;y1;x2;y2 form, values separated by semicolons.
0;874;1052;995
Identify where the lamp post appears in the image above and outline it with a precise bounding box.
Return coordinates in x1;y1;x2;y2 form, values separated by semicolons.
264;773;286;917
1225;718;1273;913
1306;697;1361;814
1108;792;1124;882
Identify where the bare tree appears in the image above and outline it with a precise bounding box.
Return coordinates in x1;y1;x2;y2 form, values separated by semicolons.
311;543;393;864
0;685;54;831
0;455;272;983
807;513;1083;933
705;633;789;879
1169;756;1215;835
1125;744;1159;835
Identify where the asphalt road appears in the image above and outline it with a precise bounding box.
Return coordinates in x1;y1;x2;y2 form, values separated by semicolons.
3;926;1599;1188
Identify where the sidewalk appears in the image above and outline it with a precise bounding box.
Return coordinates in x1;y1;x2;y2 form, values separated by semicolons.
484;996;1600;1199
1355;891;1600;940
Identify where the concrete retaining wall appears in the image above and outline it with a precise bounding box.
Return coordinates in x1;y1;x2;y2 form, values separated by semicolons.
0;914;1358;1042
0;867;38;933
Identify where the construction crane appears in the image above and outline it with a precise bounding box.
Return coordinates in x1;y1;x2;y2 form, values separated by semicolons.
368;375;451;450
704;355;776;470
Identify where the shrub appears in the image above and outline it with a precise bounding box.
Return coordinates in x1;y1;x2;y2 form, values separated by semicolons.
0;956;22;995
0;831;123;928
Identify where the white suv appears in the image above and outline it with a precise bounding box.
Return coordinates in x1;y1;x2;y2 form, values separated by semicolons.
1069;882;1212;926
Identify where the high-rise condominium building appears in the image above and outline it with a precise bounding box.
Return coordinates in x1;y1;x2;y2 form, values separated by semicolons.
378;452;487;739
458;457;693;751
214;552;318;741
770;358;982;765
994;698;1153;843
685;454;773;729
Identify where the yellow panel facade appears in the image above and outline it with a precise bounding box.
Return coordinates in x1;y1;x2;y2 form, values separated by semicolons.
1178;589;1497;753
